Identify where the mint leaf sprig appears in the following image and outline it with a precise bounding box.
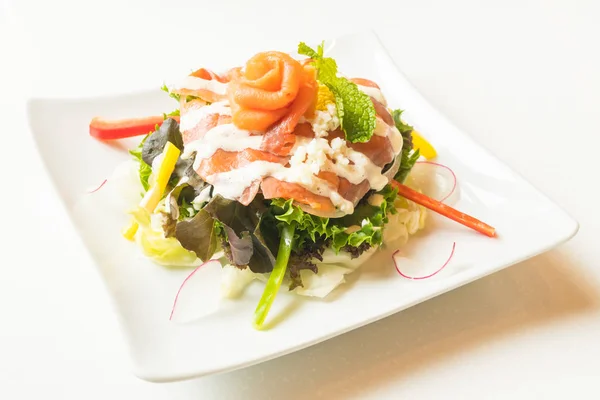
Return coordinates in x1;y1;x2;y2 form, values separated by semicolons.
298;42;376;143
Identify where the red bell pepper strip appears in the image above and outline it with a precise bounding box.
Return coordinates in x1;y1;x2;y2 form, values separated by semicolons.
89;115;180;140
391;180;497;238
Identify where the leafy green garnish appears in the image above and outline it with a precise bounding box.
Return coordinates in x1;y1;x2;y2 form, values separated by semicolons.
161;84;181;102
163;109;180;119
298;42;376;143
129;134;152;192
204;195;276;273
392;109;414;137
396;148;420;183
175;209;218;262
392;109;420;183
178;197;194;220
269;184;397;254
161;84;198;104
141;118;184;166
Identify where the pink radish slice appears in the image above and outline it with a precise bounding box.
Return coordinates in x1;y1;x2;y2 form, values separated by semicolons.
411;161;457;203
393;242;456;280
169;259;223;323
87;179;107;194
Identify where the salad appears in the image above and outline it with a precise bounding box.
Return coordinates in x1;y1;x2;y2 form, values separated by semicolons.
89;42;495;329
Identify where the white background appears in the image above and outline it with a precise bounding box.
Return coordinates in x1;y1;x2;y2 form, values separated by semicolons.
1;1;599;398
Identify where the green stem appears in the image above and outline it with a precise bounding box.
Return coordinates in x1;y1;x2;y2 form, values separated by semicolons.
253;222;296;329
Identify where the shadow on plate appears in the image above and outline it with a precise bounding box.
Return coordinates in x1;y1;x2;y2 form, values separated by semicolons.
174;247;599;399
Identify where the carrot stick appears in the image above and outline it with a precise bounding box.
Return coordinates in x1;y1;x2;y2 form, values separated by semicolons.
391;180;496;238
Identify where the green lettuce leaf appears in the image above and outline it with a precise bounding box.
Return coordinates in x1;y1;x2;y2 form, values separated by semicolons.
204;195;276;273
174;209;218;262
265;185;397;288
161;84;182;102
161;84;198;104
395;148;420;183
141;118;184;166
129;134;152;192
223;227;254;266
298;42;376;143
392;109;420;183
132;118;205;198
163;109;180;119
269;184;397;253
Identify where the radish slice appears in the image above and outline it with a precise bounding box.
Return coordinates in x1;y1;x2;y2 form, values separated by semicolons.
169;259;223;323
411;161;457;203
393;242;456;280
87;179;107;194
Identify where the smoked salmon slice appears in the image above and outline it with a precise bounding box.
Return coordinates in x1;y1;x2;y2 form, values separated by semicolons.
191;68;229;83
229;52;302;110
196;148;288;181
180;99;232;144
229;101;290;132
260;121;315;157
227;51;317;134
175;56;397;215
171;67;230;104
266;66;318;137
261;177;337;215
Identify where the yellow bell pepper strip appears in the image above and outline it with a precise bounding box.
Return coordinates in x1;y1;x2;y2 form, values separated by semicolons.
140;142;181;212
121;222;139;241
411;130;437;160
122;141;181;240
253;222;296;329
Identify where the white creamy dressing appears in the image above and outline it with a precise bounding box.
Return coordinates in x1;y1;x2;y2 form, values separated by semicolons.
180;84;400;216
168;75;228;95
184;124;264;162
356;84;387;106
314;138;388;190
192;186;212;208
373;117;403;154
207;160;356;214
202;130;387;214
179;101;231;132
388;125;404;154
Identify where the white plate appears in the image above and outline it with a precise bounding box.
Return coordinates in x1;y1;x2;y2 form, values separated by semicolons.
26;31;578;382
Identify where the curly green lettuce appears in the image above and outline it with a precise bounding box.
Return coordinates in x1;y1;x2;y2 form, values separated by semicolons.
392;109;420;183
267;184;398;289
129;134;152;192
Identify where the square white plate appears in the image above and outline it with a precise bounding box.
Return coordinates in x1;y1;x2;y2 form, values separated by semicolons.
26;31;578;382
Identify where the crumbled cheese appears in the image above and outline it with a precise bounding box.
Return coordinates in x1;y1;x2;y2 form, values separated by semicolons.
304;138;330;174
290;145;307;167
298;135;354;176
310;103;340;138
373;117;389;137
